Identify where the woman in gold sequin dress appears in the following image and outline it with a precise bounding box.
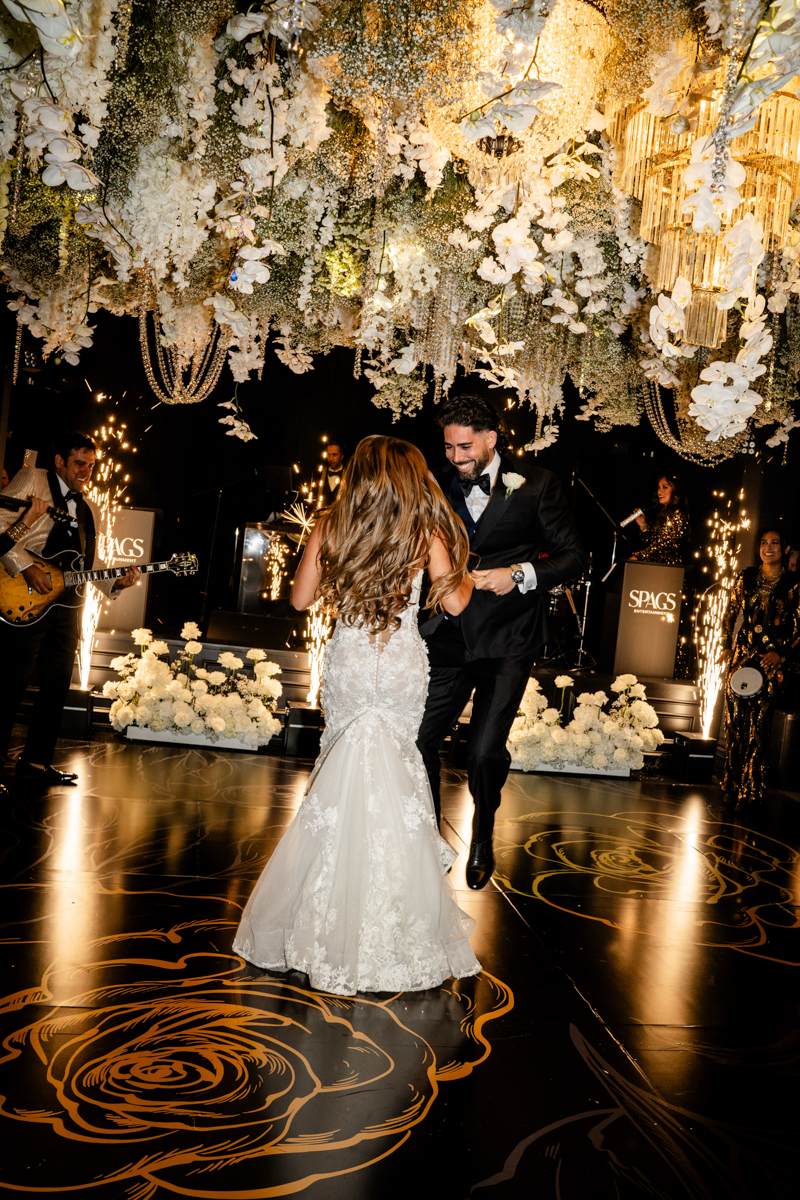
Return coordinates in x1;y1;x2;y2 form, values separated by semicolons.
632;474;690;565
720;529;800;809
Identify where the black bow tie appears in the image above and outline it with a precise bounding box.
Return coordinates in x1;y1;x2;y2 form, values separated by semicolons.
65;490;83;502
459;473;491;497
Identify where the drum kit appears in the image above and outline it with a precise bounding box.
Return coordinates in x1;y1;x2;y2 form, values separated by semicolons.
545;557;594;668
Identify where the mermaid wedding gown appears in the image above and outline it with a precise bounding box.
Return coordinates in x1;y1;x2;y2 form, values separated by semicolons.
233;575;481;996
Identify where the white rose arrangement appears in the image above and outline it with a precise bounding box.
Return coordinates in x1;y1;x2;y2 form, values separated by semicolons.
104;624;282;750
508;674;664;773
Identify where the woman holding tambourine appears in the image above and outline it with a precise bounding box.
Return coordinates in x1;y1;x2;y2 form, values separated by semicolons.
719;528;800;809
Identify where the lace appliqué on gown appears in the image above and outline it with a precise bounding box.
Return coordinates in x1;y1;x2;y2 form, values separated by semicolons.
233;577;481;995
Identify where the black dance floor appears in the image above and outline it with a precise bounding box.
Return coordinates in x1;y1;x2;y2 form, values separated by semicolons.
1;734;798;1199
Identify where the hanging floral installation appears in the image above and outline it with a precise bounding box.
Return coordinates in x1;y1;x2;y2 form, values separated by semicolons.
0;0;798;459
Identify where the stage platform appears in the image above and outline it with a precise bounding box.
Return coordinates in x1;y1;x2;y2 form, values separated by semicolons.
0;729;797;1199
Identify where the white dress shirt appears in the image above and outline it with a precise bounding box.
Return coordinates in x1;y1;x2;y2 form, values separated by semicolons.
462;452;537;593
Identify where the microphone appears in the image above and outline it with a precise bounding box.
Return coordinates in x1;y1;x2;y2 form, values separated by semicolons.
620;508;643;528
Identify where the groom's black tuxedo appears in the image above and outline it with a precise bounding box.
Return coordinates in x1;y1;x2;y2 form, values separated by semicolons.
420;457;586;657
417;454;586;846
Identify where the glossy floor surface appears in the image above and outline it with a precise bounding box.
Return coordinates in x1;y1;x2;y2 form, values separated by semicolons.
1;734;798;1199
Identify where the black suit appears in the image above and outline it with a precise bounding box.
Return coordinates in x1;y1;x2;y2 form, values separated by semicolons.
417;456;585;840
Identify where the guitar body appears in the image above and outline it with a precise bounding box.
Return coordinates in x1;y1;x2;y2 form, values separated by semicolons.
0;551;78;627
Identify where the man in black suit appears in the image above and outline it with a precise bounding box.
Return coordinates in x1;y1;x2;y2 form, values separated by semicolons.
418;395;586;889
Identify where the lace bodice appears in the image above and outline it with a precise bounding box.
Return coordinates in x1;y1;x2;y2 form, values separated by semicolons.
318;574;428;753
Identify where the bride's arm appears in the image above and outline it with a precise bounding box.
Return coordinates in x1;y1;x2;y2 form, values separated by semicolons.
428;534;473;616
291;519;325;610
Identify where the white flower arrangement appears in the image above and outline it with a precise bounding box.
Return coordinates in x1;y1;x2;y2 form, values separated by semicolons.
508;675;665;773
104;625;282;750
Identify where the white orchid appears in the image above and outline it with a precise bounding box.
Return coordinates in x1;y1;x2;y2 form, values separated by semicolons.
477;256;514;285
3;0;81;58
681;136;747;234
226;12;268;40
491;102;541;133
460;112;498;141
389;343;419;375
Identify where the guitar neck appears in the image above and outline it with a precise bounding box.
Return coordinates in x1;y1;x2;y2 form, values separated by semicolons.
0;496;65;521
63;561;174;587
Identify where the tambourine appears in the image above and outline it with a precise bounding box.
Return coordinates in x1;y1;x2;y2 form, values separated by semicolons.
730;659;765;699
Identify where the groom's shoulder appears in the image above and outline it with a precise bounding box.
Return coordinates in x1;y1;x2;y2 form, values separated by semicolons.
500;457;559;493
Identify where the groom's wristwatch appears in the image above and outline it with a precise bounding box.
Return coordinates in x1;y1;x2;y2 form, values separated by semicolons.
510;564;525;586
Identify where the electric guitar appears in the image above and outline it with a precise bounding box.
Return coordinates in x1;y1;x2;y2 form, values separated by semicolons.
0;550;199;627
0;493;71;525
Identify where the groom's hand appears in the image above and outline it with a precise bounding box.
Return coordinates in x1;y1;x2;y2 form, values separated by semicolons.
471;568;516;596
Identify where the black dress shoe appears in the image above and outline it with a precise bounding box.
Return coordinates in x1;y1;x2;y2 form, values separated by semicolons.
465;840;494;890
16;763;78;786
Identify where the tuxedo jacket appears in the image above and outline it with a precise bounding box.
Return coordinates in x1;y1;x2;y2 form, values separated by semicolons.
420;456;586;658
318;465;345;506
0;465;116;597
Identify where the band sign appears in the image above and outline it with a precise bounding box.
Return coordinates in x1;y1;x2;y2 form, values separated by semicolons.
628;589;678;614
107;536;145;563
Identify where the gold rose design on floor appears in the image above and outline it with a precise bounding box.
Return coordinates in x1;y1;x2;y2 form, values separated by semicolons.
0;922;512;1198
493;808;800;965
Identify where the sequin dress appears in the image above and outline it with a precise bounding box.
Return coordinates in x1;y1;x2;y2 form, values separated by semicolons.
721;567;800;805
233;575;481;995
636;509;689;565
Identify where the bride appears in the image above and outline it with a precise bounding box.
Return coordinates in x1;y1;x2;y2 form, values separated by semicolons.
233;435;481;995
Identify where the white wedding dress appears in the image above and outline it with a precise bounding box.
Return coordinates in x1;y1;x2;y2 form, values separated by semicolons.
233;575;481;996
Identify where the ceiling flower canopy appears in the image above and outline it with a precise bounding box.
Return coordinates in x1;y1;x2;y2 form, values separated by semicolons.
0;0;797;458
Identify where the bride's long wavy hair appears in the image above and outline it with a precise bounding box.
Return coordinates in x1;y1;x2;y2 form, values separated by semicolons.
317;435;469;631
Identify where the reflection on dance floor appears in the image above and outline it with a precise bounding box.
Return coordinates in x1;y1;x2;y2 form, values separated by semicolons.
0;737;798;1198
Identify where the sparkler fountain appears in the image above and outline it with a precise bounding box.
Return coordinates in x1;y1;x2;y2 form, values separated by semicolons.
76;410;134;690
692;490;749;740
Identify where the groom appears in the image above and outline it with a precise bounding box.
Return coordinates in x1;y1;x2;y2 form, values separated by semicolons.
418;394;586;889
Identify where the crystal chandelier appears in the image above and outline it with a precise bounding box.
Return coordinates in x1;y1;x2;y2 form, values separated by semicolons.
137;270;229;405
643;379;747;466
427;0;613;187
608;77;800;347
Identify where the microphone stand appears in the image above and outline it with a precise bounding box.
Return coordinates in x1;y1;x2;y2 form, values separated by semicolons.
577;478;633;582
570;552;594;670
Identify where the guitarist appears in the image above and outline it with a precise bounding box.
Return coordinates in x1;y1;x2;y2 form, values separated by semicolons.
0;432;139;794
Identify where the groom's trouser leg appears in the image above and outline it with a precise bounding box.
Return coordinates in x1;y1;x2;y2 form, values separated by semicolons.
417;623;475;825
465;650;535;842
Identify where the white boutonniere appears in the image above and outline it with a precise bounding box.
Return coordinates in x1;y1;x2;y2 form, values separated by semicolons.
502;472;525;498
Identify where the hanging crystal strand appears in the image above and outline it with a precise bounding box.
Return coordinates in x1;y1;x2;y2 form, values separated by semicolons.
258;316;269;380
12;322;22;385
763;249;780;411
113;0;135;70
709;0;748;197
9;112;27;230
577;326;593;396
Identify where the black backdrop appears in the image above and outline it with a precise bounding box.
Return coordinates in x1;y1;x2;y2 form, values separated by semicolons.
2;306;797;647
